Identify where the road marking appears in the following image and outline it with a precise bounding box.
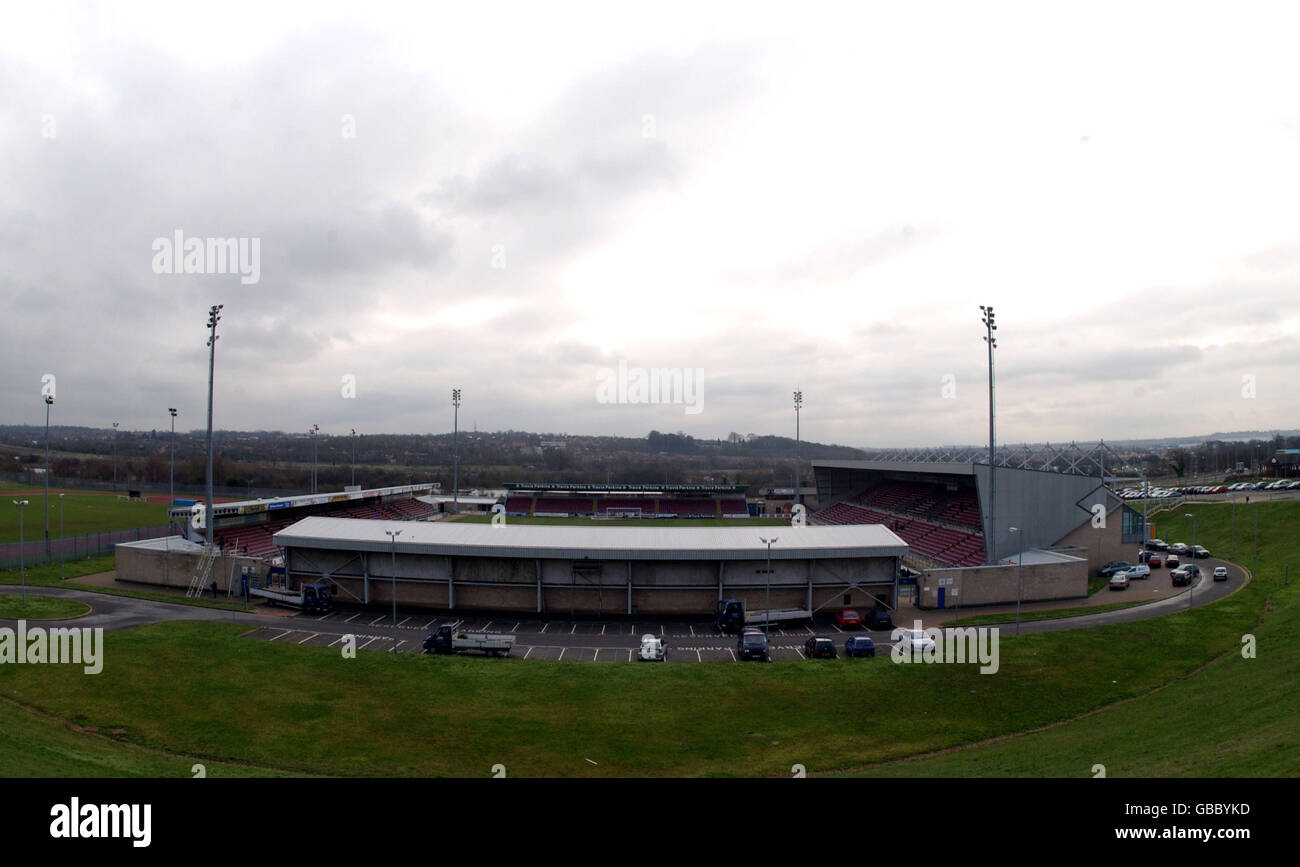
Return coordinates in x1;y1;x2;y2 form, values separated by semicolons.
689;624;696;637
600;624;606;635
523;646;533;659
313;612;332;621
297;632;319;644
540;622;550;633
569;624;576;634
558;647;566;661
396;616;410;627
511;622;519;633
357;636;379;650
830;623;843;633
369;615;387;626
268;629;293;642
627;648;633;662
728;648;737;661
695;649;702;662
344;613;361;623
422;619;436;629
796;647;806;658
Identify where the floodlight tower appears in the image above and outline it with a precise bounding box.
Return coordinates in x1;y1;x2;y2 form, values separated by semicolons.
168;408;178;506
452;389;462;514
793;390;803;506
309;424;320;493
43;393;54;559
204;304;223;547
980;305;998;565
112;421;120;490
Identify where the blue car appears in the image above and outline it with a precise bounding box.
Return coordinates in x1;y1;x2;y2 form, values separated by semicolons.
844;635;876;658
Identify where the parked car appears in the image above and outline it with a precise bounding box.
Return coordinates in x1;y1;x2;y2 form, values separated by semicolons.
637;634;666;662
868;607;894;629
737;629;770;662
1191;545;1211;558
1099;561;1132;577
1169;542;1189;555
844;635;876;657
895;628;935;656
1213;566;1228;581
1109;573;1130;590
1148;553;1164;568
1165;554;1181;570
1147;539;1169;551
833;609;862;629
1137;549;1154;564
1170;568;1191;587
804;637;837;659
1125;563;1151;579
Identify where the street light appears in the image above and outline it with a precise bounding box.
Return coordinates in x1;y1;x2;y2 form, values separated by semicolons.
452;389;461;515
385;528;402;654
168;408;178;506
760;536;778;638
12;500;28;603
792;391;803;506
1010;526;1023;635
980;305;998;565
1185;512;1196;610
43;393;53;560
58;493;65;581
351;428;358;488
204;304;223;548
112;421;120;490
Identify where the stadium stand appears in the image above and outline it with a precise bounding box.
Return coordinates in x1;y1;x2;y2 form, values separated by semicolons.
816;480;986;567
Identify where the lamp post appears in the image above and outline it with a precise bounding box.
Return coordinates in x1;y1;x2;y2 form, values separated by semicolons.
58;493;65;581
351;428;357;488
760;536;778;638
112;421;119;490
13;500;28;603
43;393;53;560
309;424;320;493
980;305;998;565
168;408;178;506
452;389;461;515
1184;512;1196;610
204;304;222;547
385;528;402;653
1010;526;1022;635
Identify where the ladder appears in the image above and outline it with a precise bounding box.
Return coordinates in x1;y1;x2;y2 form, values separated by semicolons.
187;543;217;598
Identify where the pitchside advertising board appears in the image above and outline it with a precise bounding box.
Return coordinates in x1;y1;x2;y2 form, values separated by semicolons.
2;779;1283;853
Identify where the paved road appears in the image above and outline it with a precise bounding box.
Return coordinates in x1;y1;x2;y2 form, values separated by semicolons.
0;555;1248;661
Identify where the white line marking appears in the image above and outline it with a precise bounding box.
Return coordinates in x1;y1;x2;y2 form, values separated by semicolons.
269;629;293;641
569;624;576;634
689;624;696;637
396;616;410;627
627;648;633;662
796;647;806;658
297;633;319;644
601;624;606;635
369;615;386;626
344;613;361;623
327;636;343;647
695;649;702;662
540;622;550;633
422;619;436;629
523;646;533;659
728;648;737;661
831;623;843;633
511;622;519;633
558;647;566;660
357;636;379;650
314;612;331;621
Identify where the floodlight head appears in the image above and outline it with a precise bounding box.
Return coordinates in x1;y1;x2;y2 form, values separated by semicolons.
44;394;54;405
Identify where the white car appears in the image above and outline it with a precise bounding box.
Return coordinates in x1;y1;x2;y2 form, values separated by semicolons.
637;634;666;662
1123;563;1151;579
895;628;935;655
1109;573;1130;590
1213;566;1228;581
1168;542;1189;555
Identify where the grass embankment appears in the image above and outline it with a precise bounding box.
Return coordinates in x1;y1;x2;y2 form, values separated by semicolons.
0;501;1293;777
0;555;254;613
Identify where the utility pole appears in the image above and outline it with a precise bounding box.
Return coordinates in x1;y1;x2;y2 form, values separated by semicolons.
204;304;223;547
351;428;358;488
980;305;998;564
112;421;120;490
168;408;178;506
760;536;777;638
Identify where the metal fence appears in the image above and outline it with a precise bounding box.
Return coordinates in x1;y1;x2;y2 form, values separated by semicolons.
0;524;172;571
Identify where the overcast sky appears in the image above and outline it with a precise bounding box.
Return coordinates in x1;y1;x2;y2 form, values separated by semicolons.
2;1;1298;447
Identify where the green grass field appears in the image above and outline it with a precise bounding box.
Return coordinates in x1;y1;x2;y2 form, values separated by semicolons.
0;595;90;620
0;493;169;542
0;499;1293;777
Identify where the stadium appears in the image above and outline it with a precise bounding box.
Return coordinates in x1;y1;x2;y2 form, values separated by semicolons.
112;444;1147;616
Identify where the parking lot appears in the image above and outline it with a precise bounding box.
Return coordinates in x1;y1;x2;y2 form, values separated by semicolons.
239;607;898;662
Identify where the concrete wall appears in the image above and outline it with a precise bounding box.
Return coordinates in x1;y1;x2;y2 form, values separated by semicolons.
1052;504;1137;574
918;557;1088;608
974;466;1116;563
114;542;271;593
